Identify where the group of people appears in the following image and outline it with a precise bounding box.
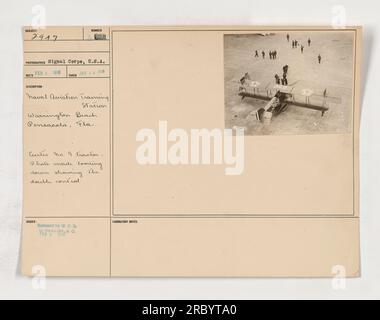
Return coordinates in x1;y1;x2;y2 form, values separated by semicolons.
269;50;278;59
254;49;278;60
274;64;289;86
246;33;324;90
287;33;322;64
288;34;312;49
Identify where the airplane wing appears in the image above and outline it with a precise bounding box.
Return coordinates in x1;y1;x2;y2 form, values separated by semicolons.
292;93;341;105
289;100;328;113
238;91;272;101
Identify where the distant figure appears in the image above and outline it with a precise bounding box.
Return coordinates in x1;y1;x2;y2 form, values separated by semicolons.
281;78;285;85
274;50;277;59
282;74;288;86
287;34;290;42
275;74;280;84
301;45;304;53
269;51;273;59
255;50;259;58
262;50;265;59
283;65;289;74
292;40;295;48
323;89;327;106
318;54;322;64
308;38;311;46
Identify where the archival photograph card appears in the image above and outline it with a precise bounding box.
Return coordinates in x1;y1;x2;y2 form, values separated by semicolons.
21;26;361;277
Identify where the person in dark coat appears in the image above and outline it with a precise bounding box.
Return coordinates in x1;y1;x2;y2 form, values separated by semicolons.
282;75;288;86
275;74;280;84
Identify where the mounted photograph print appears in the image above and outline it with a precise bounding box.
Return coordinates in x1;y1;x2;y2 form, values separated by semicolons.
224;31;355;135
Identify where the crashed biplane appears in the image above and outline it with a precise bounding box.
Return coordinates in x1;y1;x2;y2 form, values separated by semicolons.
237;75;341;123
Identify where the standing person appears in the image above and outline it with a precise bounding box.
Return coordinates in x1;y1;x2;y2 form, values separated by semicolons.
255;50;259;58
292;40;295;48
269;51;272;59
262;50;265;59
308;38;311;46
301;45;304;53
283;74;288;85
274;50;277;59
287;34;290;42
275;74;280;85
323;89;328;106
318;54;322;64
